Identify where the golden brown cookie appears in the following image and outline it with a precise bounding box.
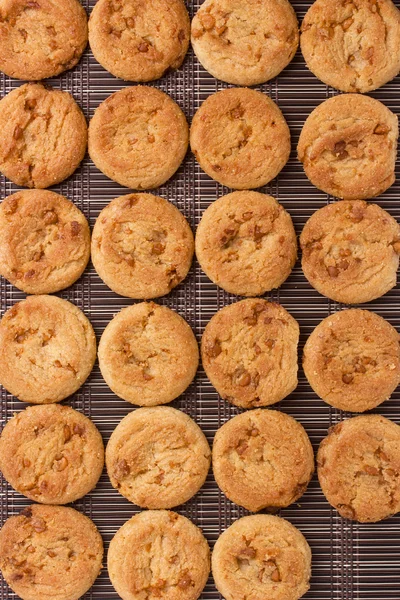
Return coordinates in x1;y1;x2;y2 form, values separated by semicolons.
195;191;297;296
0;0;88;80
0;190;90;294
92;193;194;299
297;94;398;199
201;299;299;409
89;0;190;82
98;302;198;406
301;0;400;93
88;86;188;190
108;510;210;600
0;504;103;600
106;406;210;508
190;87;291;190
0;404;104;504
192;0;299;86
318;415;400;522
300;200;400;304
0;83;87;189
303;309;400;413
212;515;311;600
0;295;96;404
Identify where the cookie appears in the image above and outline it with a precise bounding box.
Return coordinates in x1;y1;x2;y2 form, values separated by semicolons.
301;0;400;93
212;514;311;600
89;0;190;82
106;406;210;508
0;404;104;504
190;87;291;190
88;86;188;190
303;309;400;413
0;83;87;189
301;200;400;304
201;299;299;409
0;504;103;600
92;193;194;299
0;0;88;81
108;510;210;600
98;302;198;406
192;0;299;86
0;295;96;404
212;409;314;512
195;191;297;296
297;94;398;199
0;190;90;294
318;415;400;522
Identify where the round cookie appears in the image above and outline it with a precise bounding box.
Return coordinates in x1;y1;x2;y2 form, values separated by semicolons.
303;309;400;413
0;0;88;81
301;0;400;93
0;504;103;600
195;191;297;296
0;295;96;404
89;0;190;82
191;0;299;86
201;299;299;409
212;409;314;512
0;404;104;504
0;190;90;294
297;94;398;199
88;86;188;190
92;193;194;299
300;200;400;304
108;510;210;600
190;88;291;190
318;415;400;522
106;406;210;508
212;515;311;600
98;302;198;406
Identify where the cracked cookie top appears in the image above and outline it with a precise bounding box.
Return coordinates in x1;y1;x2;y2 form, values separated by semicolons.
297;94;398;199
190;87;291;190
318;415;400;522
301;0;400;93
191;0;299;86
89;0;190;82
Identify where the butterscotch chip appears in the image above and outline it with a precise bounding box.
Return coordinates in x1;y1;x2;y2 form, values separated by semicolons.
98;302;198;406
0;295;96;404
212;515;311;600
301;0;400;93
106;406;210;508
92;193;193;299
0;0;87;80
108;510;210;600
318;415;400;522
300;200;400;304
213;409;314;512
191;0;298;86
0;190;90;294
0;504;103;600
303;309;400;413
201;299;299;409
190;88;291;190
297;94;398;199
89;0;189;82
195;191;297;296
88;86;188;190
0;404;104;504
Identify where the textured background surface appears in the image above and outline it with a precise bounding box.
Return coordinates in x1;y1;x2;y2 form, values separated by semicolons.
1;0;400;598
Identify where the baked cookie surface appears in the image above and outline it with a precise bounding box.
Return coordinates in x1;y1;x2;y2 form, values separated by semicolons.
92;193;194;299
190;88;291;190
201;299;299;409
297;94;398;199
